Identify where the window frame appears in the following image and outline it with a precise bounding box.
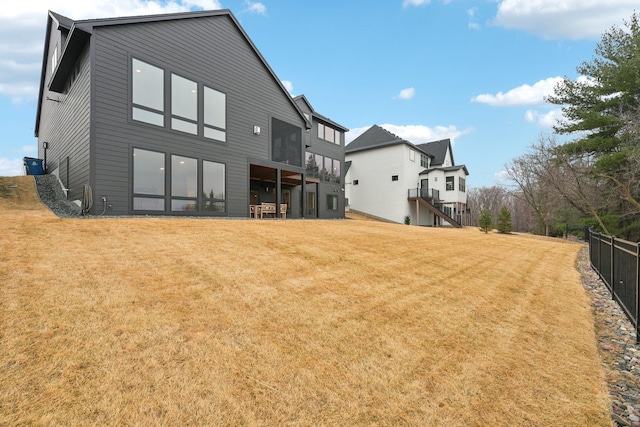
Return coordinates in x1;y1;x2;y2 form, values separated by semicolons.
459;176;466;192
327;194;338;211
446;176;455;191
170;73;198;135
132;147;167;212
131;58;165;127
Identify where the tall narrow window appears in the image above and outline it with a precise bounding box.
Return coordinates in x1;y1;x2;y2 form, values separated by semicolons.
327;195;338;211
305;152;319;178
51;46;58;74
317;123;325;140
133;148;165;211
171;74;198;135
132;58;164;127
334;129;341;145
204;86;226;142
421;154;429;168
203;160;226;212
171;155;197;211
332;159;341;183
324;157;332;182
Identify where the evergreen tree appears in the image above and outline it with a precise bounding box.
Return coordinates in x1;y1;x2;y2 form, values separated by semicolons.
478;209;493;233
547;12;640;217
497;206;513;234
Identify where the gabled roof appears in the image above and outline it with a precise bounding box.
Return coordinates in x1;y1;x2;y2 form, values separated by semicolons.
50;11;74;30
345;124;431;155
293;95;348;132
416;139;453;167
37;9;309;136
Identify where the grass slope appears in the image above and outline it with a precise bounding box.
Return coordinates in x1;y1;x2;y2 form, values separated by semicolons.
0;176;612;426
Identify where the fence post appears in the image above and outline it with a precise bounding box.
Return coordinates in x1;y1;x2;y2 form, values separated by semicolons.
611;235;615;300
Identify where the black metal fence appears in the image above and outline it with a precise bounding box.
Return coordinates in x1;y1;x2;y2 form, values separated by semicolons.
588;228;640;340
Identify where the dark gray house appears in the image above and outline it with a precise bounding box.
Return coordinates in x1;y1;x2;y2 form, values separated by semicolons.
35;9;346;218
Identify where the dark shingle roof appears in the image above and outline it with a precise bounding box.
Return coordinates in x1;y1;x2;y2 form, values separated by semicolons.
345;125;417;154
416;139;452;167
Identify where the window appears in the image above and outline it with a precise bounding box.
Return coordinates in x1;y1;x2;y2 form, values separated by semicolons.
272;118;302;167
317;123;341;145
203;160;225;212
305;152;319;178
171;74;198;135
171;155;197;211
51;46;58;74
204;86;226;142
324;157;333;182
421;154;429;168
132;59;165;127
133;148;165;211
410;149;415;162
332;159;341;183
459;177;466;192
446;176;454;191
133;148;226;214
131;58;226;141
353;179;359;185
324;126;334;143
327;194;338;211
392;175;399;181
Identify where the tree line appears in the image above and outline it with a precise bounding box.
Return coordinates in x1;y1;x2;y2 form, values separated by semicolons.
470;13;640;241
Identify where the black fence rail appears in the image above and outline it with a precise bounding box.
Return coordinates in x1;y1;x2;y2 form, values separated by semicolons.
588;228;640;341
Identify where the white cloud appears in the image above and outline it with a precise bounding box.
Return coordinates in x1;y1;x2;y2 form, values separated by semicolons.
471;77;562;107
396;87;416;100
403;0;430;7
0;1;222;101
493;0;638;40
0;157;25;177
242;1;267;15
281;80;293;94
524;108;564;128
346;124;474;145
467;7;480;29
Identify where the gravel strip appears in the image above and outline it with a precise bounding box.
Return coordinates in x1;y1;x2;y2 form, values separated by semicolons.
578;246;640;426
33;174;82;217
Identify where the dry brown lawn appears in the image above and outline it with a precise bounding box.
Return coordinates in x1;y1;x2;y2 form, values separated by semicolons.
1;176;612;426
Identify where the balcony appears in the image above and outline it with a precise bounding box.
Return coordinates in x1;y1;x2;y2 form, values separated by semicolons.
407;187;440;201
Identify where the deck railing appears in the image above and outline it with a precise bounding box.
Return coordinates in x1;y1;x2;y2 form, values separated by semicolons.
407;188;440;201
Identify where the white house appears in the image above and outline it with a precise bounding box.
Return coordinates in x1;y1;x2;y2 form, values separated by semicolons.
345;125;469;227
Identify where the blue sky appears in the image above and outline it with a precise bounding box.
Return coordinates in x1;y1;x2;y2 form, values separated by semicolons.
0;0;637;187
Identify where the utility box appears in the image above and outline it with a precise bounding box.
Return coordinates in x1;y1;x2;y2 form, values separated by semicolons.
23;157;44;176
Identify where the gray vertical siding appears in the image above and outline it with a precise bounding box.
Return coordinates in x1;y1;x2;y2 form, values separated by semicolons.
91;15;306;216
37;28;91;202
